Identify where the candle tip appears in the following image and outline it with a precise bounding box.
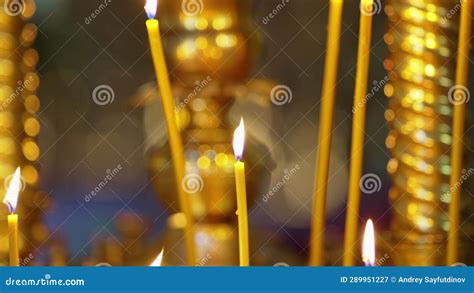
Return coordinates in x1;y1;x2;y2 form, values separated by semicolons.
3;167;21;214
233;118;245;161
145;0;158;19
362;219;376;266
150;248;164;266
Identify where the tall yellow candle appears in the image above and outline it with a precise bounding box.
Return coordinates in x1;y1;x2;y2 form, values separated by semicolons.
145;0;195;266
343;0;373;267
233;118;249;266
309;0;344;266
3;167;21;267
447;0;472;265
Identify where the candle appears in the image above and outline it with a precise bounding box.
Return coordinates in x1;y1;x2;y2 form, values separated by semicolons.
144;0;196;266
362;219;375;267
3;167;21;267
309;0;344;266
447;0;472;265
343;0;374;267
233;118;249;266
150;248;164;266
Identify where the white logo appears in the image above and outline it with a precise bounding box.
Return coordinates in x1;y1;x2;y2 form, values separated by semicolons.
270;85;293;106
181;0;204;16
360;0;382;16
4;0;25;17
4;172;26;192
182;174;204;194
273;262;290;267
359;173;382;194
92;85;115;106
448;85;470;105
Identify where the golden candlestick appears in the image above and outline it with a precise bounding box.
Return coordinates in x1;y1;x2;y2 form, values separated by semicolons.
384;0;473;265
132;0;275;265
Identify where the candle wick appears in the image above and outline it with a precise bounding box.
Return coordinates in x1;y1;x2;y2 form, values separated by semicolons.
6;202;13;214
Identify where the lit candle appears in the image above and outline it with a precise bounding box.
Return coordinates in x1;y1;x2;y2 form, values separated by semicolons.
150;248;164;266
233;118;249;266
3;167;21;267
144;0;196;265
362;219;375;267
309;0;344;266
447;0;472;265
343;0;374;267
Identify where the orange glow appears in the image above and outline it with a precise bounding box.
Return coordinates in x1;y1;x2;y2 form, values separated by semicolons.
145;0;158;19
3;167;21;214
150;248;164;266
362;219;376;266
232;118;245;161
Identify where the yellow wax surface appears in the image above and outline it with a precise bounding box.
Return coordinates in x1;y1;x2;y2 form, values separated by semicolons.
234;161;249;266
310;0;344;266
8;214;19;267
447;0;472;265
343;2;373;267
146;19;196;265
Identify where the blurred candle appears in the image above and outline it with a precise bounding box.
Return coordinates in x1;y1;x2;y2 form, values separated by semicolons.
144;0;196;266
310;0;344;266
447;0;472;265
362;219;375;267
343;0;374;266
3;167;21;267
233;118;249;266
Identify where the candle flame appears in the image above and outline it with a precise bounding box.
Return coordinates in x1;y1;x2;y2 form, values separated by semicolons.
145;0;158;19
232;118;245;161
362;219;376;266
150;248;164;266
3;167;21;214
